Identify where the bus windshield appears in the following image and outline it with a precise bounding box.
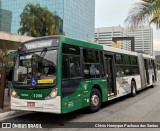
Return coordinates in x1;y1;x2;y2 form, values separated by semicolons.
14;50;57;86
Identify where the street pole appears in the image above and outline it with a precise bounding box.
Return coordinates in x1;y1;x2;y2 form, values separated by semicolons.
0;50;7;109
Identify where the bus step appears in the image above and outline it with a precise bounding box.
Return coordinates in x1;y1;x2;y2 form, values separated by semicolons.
108;93;115;96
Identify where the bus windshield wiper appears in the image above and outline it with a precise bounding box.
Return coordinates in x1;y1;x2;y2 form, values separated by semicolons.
32;48;47;62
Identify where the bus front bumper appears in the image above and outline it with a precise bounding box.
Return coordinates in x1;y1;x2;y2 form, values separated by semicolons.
11;96;61;114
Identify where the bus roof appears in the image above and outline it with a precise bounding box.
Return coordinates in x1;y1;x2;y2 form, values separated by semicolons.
61;36;154;58
61;36;138;56
20;35;154;58
103;45;137;56
20;35;61;45
142;54;155;59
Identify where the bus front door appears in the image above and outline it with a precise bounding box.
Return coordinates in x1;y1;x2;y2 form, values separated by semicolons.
104;54;116;97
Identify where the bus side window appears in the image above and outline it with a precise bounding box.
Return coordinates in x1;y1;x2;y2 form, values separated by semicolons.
115;54;124;77
131;56;139;75
61;43;81;97
62;55;68;78
70;57;80;77
62;44;81;79
123;55;132;76
83;49;101;79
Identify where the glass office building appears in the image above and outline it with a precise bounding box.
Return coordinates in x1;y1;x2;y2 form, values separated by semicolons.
0;0;95;41
0;1;12;32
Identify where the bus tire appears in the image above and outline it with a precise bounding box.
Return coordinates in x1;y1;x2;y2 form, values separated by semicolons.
131;81;136;97
89;88;102;113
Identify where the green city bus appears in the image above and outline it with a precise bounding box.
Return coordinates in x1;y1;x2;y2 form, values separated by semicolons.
11;36;157;114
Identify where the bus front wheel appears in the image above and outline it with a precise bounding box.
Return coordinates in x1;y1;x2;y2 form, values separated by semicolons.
131;81;136;97
89;88;102;113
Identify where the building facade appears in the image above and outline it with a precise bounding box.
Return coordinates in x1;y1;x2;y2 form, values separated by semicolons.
95;26;153;55
95;26;129;50
0;0;95;41
128;26;153;55
0;1;12;32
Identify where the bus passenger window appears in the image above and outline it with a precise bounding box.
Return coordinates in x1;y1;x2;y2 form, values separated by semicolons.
62;56;69;78
132;66;139;75
124;66;132;75
115;54;122;64
116;66;124;77
84;64;100;79
90;64;96;78
70;57;80;77
83;49;101;79
62;44;81;79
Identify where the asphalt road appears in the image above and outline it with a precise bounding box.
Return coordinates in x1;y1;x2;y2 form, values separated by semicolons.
1;81;160;131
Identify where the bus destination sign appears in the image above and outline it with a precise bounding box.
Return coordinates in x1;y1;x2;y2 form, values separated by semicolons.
24;39;59;50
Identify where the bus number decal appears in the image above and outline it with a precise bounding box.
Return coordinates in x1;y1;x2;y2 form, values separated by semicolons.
33;94;42;98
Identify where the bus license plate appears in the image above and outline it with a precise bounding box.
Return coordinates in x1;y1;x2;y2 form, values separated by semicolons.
27;102;35;107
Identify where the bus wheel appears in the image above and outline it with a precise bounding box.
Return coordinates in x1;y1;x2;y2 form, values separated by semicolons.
131;81;136;97
89;88;102;112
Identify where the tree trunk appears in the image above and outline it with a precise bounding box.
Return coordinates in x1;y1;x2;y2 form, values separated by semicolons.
0;62;6;109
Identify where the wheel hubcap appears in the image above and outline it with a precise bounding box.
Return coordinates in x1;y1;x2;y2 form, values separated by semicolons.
91;94;99;107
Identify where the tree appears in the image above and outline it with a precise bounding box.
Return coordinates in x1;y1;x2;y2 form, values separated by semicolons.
0;49;7;109
18;3;64;37
125;0;160;29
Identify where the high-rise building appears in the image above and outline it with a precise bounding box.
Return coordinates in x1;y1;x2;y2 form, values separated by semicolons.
95;26;129;50
0;0;12;32
0;0;95;41
95;26;153;55
128;26;153;55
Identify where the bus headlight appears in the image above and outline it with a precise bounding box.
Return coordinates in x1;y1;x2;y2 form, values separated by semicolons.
45;88;58;100
11;89;20;99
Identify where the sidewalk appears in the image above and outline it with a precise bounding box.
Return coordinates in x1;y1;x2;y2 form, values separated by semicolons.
0;88;21;120
0;88;11;112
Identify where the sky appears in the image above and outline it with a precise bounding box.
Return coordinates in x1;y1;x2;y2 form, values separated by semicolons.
95;0;160;50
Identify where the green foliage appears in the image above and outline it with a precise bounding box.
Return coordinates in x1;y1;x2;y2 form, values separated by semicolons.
125;0;160;29
7;61;14;69
18;3;64;37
